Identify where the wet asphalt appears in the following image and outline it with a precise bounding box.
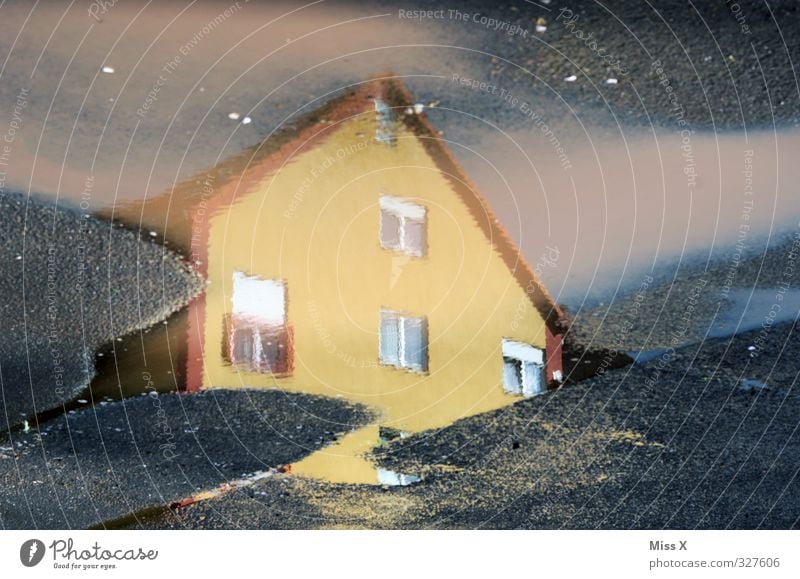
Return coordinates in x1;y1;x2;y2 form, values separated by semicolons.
0;389;370;529
0;192;203;431
1;0;799;528
419;0;800;132
1;1;798;206
565;232;800;352
142;320;800;530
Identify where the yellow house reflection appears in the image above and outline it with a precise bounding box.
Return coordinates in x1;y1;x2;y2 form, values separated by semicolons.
184;76;565;484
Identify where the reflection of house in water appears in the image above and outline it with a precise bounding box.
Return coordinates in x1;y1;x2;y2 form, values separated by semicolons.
184;76;565;483
224;273;294;375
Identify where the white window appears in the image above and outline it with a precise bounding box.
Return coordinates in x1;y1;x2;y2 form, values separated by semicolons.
380;309;428;372
231;272;286;325
502;339;545;397
225;272;293;375
380;195;426;257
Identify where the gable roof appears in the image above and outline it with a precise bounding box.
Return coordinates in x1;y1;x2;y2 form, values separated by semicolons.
379;77;564;332
145;75;564;333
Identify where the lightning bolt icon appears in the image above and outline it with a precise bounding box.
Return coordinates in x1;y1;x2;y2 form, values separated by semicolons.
28;542;38;563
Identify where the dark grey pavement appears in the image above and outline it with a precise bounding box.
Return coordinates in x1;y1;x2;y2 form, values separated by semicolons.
0;193;202;431
142;320;800;529
0;389;371;529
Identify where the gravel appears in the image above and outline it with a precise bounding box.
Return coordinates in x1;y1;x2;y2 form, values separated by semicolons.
399;0;800;135
0;388;371;529
141;320;800;529
0;192;203;431
565;232;800;352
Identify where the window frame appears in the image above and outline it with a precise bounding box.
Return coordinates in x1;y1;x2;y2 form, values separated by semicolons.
224;272;293;376
223;315;294;376
501;339;546;397
379;195;427;257
379;309;428;373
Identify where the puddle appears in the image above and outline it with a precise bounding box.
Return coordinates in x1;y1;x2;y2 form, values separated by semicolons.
291;426;385;485
77;74;800;488
0;1;451;218
628;349;672;366
8;2;799;488
290;425;421;486
6;2;799;309
709;289;800;339
76;77;564;486
186;80;568;484
739;378;768;392
628;287;800;364
377;469;422;487
2;302;191;438
89;308;189;401
468;128;800;306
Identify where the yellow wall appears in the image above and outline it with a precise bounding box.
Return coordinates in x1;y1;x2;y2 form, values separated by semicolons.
202;112;547;433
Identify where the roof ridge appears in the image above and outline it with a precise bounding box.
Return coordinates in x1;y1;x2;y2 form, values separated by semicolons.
151;74;564;331
378;75;563;330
